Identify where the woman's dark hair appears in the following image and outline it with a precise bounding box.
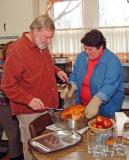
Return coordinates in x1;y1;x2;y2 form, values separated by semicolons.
81;29;106;49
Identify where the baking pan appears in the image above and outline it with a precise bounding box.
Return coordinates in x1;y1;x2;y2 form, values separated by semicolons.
53;111;87;131
29;130;81;153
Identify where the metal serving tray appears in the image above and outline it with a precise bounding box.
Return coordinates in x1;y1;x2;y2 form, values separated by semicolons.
29;130;81;153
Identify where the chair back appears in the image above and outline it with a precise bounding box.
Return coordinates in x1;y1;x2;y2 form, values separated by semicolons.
29;112;53;138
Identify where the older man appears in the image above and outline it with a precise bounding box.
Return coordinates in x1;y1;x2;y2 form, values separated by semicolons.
2;14;68;160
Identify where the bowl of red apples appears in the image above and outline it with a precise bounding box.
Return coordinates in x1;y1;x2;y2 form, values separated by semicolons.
88;115;114;133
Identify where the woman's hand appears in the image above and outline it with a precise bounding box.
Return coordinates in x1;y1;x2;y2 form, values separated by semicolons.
60;83;77;99
84;96;102;119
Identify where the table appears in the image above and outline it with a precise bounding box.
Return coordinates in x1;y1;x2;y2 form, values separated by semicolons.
31;131;126;160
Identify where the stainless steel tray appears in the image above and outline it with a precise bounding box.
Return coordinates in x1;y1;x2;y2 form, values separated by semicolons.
29;130;81;153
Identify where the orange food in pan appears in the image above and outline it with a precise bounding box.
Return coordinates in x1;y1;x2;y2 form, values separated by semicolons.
61;104;85;120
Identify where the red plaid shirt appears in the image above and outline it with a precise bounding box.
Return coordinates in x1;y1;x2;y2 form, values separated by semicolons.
1;33;60;115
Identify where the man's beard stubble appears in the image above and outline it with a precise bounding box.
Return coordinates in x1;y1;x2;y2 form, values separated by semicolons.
35;35;47;50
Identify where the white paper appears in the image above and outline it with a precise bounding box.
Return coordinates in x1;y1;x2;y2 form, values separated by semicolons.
115;112;129;136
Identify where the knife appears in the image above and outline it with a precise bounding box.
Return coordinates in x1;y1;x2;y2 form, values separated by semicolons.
45;107;64;111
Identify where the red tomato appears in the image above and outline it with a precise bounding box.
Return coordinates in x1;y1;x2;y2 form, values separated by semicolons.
95;115;104;125
102;118;112;128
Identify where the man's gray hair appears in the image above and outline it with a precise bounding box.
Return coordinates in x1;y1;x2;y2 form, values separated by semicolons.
29;14;55;31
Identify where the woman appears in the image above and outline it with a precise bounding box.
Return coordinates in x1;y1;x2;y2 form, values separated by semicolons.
61;29;124;118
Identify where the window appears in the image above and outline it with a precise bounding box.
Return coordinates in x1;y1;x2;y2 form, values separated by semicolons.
99;0;129;27
52;0;82;29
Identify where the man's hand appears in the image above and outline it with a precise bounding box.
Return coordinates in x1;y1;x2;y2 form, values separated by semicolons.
57;71;68;83
84;96;102;119
28;98;45;110
60;83;77;99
